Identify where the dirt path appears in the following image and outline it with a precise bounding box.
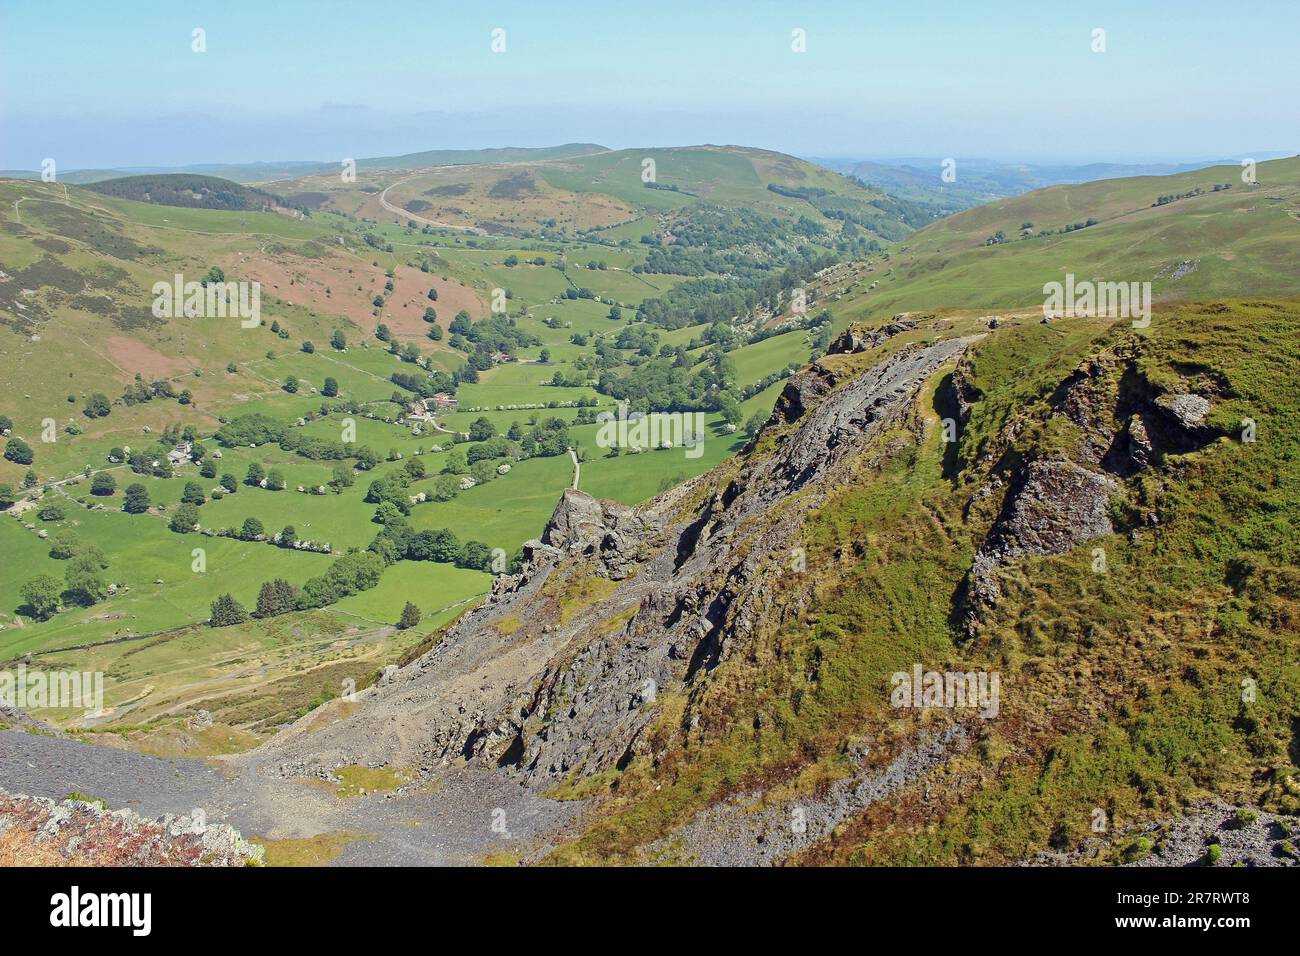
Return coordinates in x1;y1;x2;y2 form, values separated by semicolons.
379;177;475;232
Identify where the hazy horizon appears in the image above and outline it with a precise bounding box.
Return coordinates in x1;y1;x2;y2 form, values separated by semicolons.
4;0;1296;171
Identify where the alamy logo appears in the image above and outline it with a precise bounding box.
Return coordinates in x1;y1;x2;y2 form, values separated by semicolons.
152;273;260;328
1043;273;1151;328
891;664;1000;718
50;887;151;936
596;403;706;459
0;665;103;716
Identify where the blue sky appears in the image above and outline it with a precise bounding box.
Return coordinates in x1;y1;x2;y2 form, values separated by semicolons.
2;0;1296;169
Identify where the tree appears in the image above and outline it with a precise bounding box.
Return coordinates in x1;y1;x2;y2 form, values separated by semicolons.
204;265;225;285
427;287;438;301
404;456;426;480
428;528;462;562
254;578;298;618
456;540;493;570
90;473;116;496
4;437;33;465
265;469;286;491
0;483;15;510
220;473;238;493
64;555;108;606
301;340;315;354
182;480;207;505
123;483;151;513
398;601;422;630
48;530;80;559
246;462;265;486
199;459;218;479
743;411;767;439
422;307;437;323
322;376;338;397
240;516;265;541
20;575;61;620
469;416;496;441
330;330;347;351
330;462;355;489
432;474;459;501
209;593;249;627
83;392;111;418
283;376;298;394
278;524;296;546
443;448;466;475
169;503;200;533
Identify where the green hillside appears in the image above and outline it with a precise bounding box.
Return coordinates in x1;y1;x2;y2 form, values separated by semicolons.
84;174;288;212
824;157;1300;327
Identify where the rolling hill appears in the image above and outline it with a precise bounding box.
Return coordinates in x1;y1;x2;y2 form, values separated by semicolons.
84;173;288;212
813;156;1300;329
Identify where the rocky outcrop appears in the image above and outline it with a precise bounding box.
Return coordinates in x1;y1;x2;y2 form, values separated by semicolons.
962;339;1221;636
827;316;918;355
0;787;263;866
256;336;981;791
966;460;1118;634
535;488;649;580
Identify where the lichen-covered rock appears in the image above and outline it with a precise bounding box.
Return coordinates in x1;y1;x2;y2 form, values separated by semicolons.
1154;392;1212;431
0;788;263;866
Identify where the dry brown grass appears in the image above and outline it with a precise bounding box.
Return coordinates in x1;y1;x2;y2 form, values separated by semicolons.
0;827;74;867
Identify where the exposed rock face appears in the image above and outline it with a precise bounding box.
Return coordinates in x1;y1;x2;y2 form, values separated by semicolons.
536;488;648;580
966;460;1118;633
960;340;1221;637
1155;391;1212;432
256;336;982;788
827;317;918;355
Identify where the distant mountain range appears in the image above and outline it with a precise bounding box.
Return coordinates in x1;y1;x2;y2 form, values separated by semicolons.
0;143;610;186
808;153;1297;214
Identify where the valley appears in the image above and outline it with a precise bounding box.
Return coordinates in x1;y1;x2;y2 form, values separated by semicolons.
2;143;1298;868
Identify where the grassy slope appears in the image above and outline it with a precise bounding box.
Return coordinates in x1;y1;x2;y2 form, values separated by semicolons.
832;157;1300;327
547;301;1300;865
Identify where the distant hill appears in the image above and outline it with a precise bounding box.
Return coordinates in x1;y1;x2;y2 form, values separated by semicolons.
826;156;1300;328
355;143;608;171
83;173;286;211
810;156;1266;215
3;145;611;186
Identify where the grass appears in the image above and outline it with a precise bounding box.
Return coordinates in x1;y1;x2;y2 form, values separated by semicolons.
254;831;374;867
332;764;410;798
543;299;1300;865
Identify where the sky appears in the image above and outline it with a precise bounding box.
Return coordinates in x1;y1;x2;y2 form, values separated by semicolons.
2;0;1297;170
